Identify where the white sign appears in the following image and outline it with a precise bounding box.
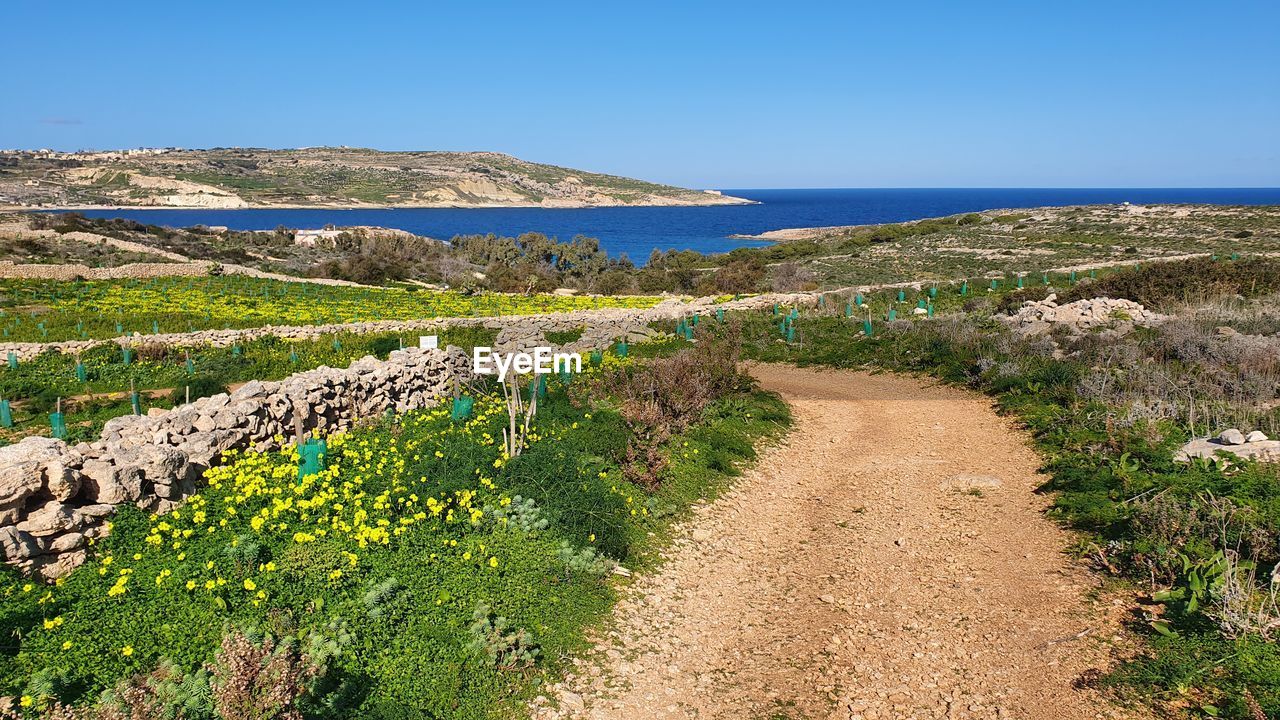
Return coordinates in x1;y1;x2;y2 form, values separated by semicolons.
472;347;582;383
419;335;438;350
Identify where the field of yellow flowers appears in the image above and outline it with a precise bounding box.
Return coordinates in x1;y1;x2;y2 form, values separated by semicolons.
0;276;660;343
0;357;789;718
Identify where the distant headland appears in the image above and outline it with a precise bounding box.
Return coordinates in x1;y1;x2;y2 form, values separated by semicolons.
0;146;755;210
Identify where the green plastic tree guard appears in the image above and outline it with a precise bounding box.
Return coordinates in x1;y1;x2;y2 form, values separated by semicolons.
887;308;897;322
960;281;969;296
131;392;141;416
152;320;159;334
451;396;474;421
49;412;67;440
616;342;629;358
122;348;132;365
845;303;853;318
75;363;86;382
928;286;938;299
232;345;242;357
0;400;11;428
590;350;603;365
716;308;724;323
897;290;905;302
785;325;795;343
298;439;327;480
863;319;874;337
6;352;16;369
855;292;863;306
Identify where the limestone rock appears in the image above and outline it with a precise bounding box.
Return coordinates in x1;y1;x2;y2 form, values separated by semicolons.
0;526;39;560
44;460;81;502
80;459;127;504
0;437;67;506
16;501;77;538
1219;429;1247;446
32;549;87;579
44;531;86;554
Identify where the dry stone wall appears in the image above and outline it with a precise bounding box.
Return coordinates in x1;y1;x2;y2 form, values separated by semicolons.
0;346;472;579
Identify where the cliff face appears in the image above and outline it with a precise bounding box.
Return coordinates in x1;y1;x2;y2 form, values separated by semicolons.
0;147;752;209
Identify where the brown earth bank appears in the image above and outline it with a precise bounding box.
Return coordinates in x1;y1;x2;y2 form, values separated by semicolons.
532;365;1142;720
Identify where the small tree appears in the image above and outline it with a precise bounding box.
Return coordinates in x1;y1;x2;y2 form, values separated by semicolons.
498;367;541;459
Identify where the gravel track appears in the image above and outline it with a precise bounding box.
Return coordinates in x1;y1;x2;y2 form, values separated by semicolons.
533;365;1139;720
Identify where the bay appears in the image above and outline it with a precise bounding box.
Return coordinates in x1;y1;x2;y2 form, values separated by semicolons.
74;187;1280;261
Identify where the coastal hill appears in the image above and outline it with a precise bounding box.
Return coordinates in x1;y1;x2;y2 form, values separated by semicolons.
0;147;752;210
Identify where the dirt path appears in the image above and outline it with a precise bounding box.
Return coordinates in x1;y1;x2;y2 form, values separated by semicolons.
532;365;1136;720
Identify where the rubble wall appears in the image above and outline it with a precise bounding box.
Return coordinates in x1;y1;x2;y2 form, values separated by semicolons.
0;346;471;578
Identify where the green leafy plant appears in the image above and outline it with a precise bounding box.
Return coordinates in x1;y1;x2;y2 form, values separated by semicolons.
466;603;541;669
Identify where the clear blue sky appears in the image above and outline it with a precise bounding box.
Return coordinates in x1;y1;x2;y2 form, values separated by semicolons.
2;0;1277;188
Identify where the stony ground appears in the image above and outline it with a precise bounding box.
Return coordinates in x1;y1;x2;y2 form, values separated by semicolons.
532;365;1140;720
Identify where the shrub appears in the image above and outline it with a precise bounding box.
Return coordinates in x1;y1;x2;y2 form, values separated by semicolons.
167;376;229;406
466;604;540;669
709;258;765;294
208;631;317;720
771;262;817;292
1060;257;1280;310
592;269;635;295
583;325;750;487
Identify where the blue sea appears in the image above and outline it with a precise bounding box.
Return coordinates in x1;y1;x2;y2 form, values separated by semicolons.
75;188;1280;262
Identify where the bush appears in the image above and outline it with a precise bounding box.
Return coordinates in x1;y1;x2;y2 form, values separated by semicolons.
582;325;751;487
592;269;635;296
167;376;229;406
1060;257;1280;310
707;258;765;295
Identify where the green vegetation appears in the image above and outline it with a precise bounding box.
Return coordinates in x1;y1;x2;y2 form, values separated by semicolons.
0;275;658;343
0;338;789;718
648;204;1280;292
